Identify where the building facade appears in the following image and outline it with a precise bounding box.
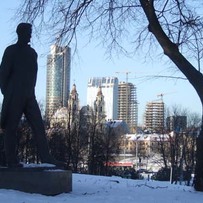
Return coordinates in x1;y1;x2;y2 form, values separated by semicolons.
45;45;71;120
118;82;138;133
119;133;170;171
87;77;119;120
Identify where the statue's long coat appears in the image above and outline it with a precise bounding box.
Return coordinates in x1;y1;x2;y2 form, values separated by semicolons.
0;42;37;129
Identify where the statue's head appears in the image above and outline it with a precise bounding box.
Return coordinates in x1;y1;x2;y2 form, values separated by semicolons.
16;23;32;44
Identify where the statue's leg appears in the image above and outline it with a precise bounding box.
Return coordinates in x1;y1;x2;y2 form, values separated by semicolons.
24;97;51;162
4;107;22;167
24;97;66;168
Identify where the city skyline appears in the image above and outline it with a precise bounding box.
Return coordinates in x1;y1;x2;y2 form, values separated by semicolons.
0;1;202;125
87;77;138;132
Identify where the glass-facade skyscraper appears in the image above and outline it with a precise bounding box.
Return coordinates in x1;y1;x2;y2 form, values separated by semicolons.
45;45;71;120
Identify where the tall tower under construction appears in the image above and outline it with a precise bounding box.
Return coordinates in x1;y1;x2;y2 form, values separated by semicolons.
118;82;138;133
144;101;165;132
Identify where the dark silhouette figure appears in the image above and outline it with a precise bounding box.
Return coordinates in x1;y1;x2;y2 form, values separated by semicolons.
0;23;63;168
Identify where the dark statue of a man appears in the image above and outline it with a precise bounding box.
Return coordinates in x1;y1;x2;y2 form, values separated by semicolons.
0;23;64;168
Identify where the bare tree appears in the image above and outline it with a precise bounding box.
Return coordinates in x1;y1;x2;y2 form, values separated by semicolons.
86;108;106;175
17;0;203;190
17;118;39;164
47;127;67;162
163;106;201;184
102;122;121;176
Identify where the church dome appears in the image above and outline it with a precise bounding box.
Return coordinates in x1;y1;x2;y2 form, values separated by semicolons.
52;107;68;119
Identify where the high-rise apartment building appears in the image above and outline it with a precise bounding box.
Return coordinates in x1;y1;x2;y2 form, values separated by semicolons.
118;82;138;133
87;77;118;120
46;45;71;120
144;101;165;132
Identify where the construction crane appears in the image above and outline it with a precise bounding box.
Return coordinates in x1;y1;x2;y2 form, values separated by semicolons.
115;71;131;83
157;93;164;101
157;91;176;101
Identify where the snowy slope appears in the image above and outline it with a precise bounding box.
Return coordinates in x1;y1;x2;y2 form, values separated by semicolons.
0;173;203;203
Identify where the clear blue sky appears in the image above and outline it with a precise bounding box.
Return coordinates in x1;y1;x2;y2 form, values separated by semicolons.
0;1;202;125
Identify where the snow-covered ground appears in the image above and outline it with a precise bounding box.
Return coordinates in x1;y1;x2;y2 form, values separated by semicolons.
1;173;203;203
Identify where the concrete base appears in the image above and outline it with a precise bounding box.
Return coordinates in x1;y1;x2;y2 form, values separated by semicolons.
0;166;72;195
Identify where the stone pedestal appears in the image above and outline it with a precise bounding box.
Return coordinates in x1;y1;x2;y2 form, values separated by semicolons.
0;166;72;195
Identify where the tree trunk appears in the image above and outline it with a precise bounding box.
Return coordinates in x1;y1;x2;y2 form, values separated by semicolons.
140;0;203;190
194;129;203;190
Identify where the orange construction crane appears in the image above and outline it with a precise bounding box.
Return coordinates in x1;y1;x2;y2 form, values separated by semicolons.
157;91;176;101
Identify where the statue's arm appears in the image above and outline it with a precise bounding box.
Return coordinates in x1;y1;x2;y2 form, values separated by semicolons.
0;47;13;95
